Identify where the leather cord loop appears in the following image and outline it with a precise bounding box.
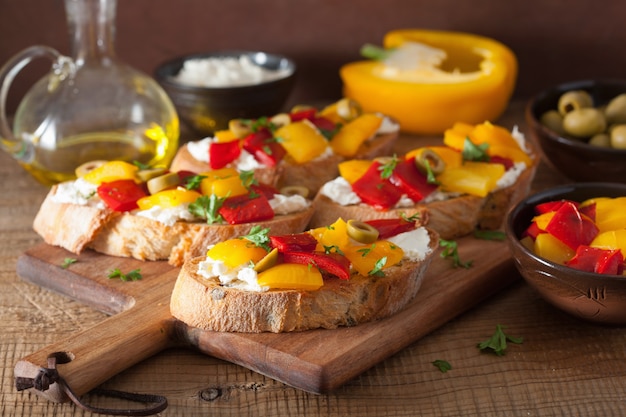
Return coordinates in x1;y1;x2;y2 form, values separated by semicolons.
15;355;168;416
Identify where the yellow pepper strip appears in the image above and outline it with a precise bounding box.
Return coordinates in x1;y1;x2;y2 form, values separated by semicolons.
213;129;239;143
591;229;626;259
532;212;555;231
257;263;324;290
311;218;351;252
340;29;517;135
82;160;139;185
437;161;505;197
330;113;383;157
206;238;268;268
274;120;329;164
338;159;373;184
199;167;248;198
583;197;626;232
136;189;202;210
534;233;575;265
343;240;404;276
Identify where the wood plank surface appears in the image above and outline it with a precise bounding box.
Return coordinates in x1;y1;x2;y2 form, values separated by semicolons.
3;101;626;417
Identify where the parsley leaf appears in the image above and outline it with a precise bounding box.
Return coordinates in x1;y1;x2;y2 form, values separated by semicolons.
473;230;506;241
108;268;142;281
239;170;257;188
188;195;225;224
368;256;387;277
61;258;77;269
462;137;490;162
184;174;206;190
432;359;452;373
377;155;398;179
132;160;150;170
323;245;344;255
439;239;473;269
477;324;523;356
242;226;271;251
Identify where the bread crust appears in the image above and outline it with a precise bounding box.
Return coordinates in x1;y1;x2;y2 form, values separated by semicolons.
33;187;315;266
171;131;398;196
170;229;439;333
309;161;537;240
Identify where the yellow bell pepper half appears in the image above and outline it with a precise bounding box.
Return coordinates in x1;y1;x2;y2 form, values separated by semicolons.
340;29;517;135
82;160;139;185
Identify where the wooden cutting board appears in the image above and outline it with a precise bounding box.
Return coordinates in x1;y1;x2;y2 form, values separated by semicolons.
14;236;518;401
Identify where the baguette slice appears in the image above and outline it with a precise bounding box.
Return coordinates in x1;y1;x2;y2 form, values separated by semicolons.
170;228;439;333
33;186;315;267
170;129;398;196
309;159;537;240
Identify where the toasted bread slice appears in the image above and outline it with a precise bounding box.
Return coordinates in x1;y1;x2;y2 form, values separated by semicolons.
33;186;315;266
170;228;439;333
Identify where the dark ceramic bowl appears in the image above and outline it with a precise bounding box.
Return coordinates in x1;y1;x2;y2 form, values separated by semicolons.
506;182;626;325
155;51;296;137
525;79;626;183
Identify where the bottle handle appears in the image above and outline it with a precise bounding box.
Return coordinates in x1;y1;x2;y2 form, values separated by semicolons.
0;45;75;157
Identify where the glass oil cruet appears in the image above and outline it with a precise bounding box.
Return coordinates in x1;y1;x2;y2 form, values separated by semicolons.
0;0;179;185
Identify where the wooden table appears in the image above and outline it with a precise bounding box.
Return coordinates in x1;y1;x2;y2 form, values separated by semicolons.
2;101;626;417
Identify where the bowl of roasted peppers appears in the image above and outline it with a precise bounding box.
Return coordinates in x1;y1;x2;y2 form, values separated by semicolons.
506;182;626;324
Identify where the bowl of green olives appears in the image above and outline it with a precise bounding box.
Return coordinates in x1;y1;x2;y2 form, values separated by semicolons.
526;79;626;183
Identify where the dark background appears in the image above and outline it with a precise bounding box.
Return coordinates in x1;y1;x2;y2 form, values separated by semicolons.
1;0;625;113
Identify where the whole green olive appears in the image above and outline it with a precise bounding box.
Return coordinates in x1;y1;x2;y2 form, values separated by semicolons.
558;90;593;115
562;108;607;138
610;124;626;149
539;110;565;135
604;93;626;125
588;133;611;148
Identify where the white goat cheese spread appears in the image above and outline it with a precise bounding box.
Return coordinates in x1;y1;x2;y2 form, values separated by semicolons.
197;226;432;292
172;55;292;88
51;178;104;209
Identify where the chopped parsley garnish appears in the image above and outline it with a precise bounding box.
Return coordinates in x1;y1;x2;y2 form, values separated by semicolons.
432;359;452;373
242;226;271;251
473;230;506;241
377;155;398;179
400;212;421;223
368;256;387;277
357;244;375;257
108;268;142;281
61;258;77;269
323;245;344;255
477;324;523;356
462;137;490;162
132;160;150;170
439;239;473;269
184;174;206;190
239;170;257;188
188;194;225;224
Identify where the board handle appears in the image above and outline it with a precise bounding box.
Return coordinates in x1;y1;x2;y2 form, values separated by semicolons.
14;300;176;403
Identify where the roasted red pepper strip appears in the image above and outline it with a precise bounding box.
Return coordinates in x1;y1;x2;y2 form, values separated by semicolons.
289;108;317;122
282;251;351;280
310;116;337;134
97;179;147;212
250;183;279;200
365;218;415;239
489;155;514;170
521;221;543;241
389;158;437;202
242;128;286;167
351;161;402;210
566;246;624;275
209;140;241;169
218;194;274;224
270;233;318;253
545;201;599;249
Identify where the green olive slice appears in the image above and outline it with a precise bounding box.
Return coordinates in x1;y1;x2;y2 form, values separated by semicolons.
270;113;292;129
279;185;310;198
347;219;379;244
137;167;168;183
413;148;445;175
75;160;108;177
336;98;363;121
253;248;279;273
146;172;180;195
228;119;252;138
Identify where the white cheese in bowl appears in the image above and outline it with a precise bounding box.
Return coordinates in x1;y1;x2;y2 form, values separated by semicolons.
172;55;292;88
